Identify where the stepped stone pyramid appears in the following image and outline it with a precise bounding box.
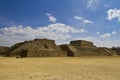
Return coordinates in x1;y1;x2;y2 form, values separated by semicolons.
60;40;117;56
7;39;66;57
0;46;9;56
0;39;119;57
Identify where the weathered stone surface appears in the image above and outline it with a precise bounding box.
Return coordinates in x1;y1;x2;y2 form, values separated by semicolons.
70;40;95;47
60;40;117;56
7;38;66;57
112;47;120;55
0;46;9;56
0;39;119;57
25;50;67;57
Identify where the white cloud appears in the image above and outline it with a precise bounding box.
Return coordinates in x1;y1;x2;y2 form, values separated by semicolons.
96;32;100;34
112;31;116;35
86;0;100;9
107;8;120;21
74;16;93;24
87;0;94;8
100;33;111;38
83;19;93;24
74;16;83;20
0;23;86;46
100;31;117;38
0;23;119;48
46;13;56;23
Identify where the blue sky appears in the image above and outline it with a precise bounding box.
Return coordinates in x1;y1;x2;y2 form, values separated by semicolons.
0;0;120;47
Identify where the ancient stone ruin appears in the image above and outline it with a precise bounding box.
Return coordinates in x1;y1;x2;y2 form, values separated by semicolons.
60;40;117;56
0;46;9;56
112;47;120;55
6;39;67;57
0;39;119;57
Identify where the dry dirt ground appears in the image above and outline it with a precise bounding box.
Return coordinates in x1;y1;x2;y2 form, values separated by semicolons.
0;56;120;80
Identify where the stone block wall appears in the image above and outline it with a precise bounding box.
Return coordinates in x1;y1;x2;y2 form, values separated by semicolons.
23;50;67;57
70;40;95;47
